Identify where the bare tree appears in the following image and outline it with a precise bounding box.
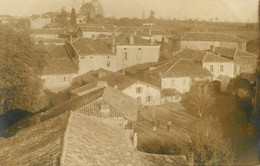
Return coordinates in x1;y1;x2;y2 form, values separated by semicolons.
190;116;235;165
183;81;215;118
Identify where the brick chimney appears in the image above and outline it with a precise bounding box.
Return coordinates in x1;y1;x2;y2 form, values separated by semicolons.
130;35;134;45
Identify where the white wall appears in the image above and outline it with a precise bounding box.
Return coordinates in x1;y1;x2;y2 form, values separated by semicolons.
78;55;118;75
42;73;76;91
116;45;160;69
203;62;234;79
31;34;59;40
161;77;191;93
122;82;161;106
181;40;245;51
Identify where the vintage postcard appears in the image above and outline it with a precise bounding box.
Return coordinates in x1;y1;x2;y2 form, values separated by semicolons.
0;0;259;165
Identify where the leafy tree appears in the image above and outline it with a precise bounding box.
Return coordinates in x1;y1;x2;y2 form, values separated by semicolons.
70;8;77;25
0;23;48;114
190;116;235;165
56;7;68;26
183;81;215;118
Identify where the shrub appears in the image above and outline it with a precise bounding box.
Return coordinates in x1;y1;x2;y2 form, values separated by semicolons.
139;139;181;155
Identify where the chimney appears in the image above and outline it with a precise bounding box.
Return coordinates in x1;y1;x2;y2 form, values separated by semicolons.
130;35;134;45
150;37;154;45
210;45;215;52
122;69;125;75
111;36;116;53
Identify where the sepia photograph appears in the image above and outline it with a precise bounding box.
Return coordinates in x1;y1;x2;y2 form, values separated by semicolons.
0;0;260;165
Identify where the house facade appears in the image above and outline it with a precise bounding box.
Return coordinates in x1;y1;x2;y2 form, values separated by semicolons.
145;59;213;103
202;52;235;79
41;44;78;92
180;32;247;51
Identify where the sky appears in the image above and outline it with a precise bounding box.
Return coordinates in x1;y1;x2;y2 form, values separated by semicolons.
0;0;258;22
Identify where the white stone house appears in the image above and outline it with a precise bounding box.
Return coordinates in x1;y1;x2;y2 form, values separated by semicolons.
98;72;161;106
41;44;78;92
145;59;213;103
202;52;235;79
180;32;247;51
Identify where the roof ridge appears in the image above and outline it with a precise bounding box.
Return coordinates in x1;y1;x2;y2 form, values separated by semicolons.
204;52;232;62
60;110;74;166
161;60;180;78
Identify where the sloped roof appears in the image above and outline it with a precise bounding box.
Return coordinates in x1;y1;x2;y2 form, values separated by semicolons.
0;111;71;166
80;26;111;32
99;72;138;91
124;61;166;75
203;52;233;63
72;68;113;84
42;45;78;75
162;59;213;78
2;111;187;165
62;112;188;165
145;60;178;78
172;48;207;62
214;47;237;58
182;32;247;42
234;49;258;57
115;34;159;46
147;59;212;78
72;38;113;55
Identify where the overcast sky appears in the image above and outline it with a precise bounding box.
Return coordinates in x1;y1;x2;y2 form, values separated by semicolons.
0;0;258;22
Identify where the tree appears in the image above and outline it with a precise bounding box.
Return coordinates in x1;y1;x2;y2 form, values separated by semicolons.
70;8;77;25
183;81;215;118
190;116;235;165
149;10;155;20
0;23;48;114
56;7;68;26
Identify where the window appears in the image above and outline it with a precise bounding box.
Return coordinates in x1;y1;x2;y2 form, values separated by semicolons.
63;76;67;82
137;97;141;103
183;79;187;85
124;48;127;50
138;48;142;50
80;56;85;59
136;87;143;93
107;61;111;67
146;96;153;103
171;79;175;86
123;52;128;60
92;35;95;39
210;65;214;72
220;65;224;72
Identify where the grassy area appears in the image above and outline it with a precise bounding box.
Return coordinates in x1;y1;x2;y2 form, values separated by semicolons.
136;103;196;154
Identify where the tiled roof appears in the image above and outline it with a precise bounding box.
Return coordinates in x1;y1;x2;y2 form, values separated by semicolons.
234;49;258;57
203;52;233;63
42;45;78;75
0;111;71;166
182;32;247;42
72;38;113;55
147;59;212;78
115;34;159;46
62;112;188;166
214;47;237;58
99;72;138;91
172;48;207;62
80;26;111;32
162;59;213;78
72;68;113;84
124;62;166;75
